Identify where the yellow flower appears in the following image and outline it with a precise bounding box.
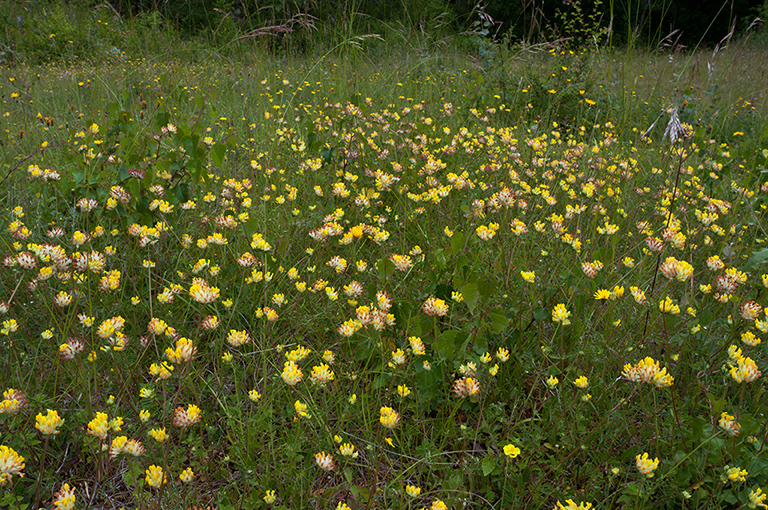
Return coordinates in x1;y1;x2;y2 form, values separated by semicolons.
552;303;571;325
503;444;521;458
546;376;559;389
622;357;674;388
553;499;593;510
172;404;201;427
179;467;194;483
635;452;659;478
314;452;335;471
431;500;448;510
594;288;612;300
35;409;64;435
281;361;303;385
87;412;109;439
0;445;25;485
520;270;536;283
748;487;768;509
659;296;680;314
405;484;421;497
149;428;167;442
52;483;75;510
263;490;277;504
573;376;588;389
422;297;449;316
730;356;762;383
293;400;309;419
145;465;166;487
719;412;741;436
339;442;358;458
723;465;748;483
379;406;400;428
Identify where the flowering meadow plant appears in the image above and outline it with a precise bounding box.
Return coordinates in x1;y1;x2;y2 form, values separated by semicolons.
0;41;766;510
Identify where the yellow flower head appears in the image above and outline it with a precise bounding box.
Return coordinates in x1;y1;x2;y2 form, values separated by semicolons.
635;452;659;478
503;443;521;458
35;409;64;435
145;465;166;487
552;303;571;325
379;406;400;428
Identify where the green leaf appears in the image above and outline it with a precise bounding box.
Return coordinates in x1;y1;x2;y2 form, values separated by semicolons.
482;455;496;476
708;394;727;417
154;111;170;128
478;276;496;302
211;143;226;167
242;217;260;240
174;183;190;203
434;331;458;361
320;146;335;164
434;249;447;271
183;135;198;156
450;231;466;254
417;314;433;337
434;284;453;302
687;415;705;442
743;248;768;272
461;283;480;313
488;307;509;333
376;258;396;280
434;330;468;361
474;329;488;351
533;307;548;322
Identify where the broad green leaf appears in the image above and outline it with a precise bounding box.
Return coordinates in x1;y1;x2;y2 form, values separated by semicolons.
154;110;170;128
434;331;457;361
450;231;466;254
434;249;447;271
687;415;705;442
482;455;496;476
375;258;396;280
488;307;509;333
743;248;768;272
211;143;226;167
242;217;260;240
461;283;480;313
478;276;496;301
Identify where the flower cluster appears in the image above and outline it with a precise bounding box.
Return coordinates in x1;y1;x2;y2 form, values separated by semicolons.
621;357;674;388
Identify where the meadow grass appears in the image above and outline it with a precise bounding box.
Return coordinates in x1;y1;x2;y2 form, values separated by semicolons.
0;36;767;510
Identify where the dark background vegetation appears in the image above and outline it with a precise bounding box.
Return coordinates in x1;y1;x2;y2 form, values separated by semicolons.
1;0;767;64
64;0;768;44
